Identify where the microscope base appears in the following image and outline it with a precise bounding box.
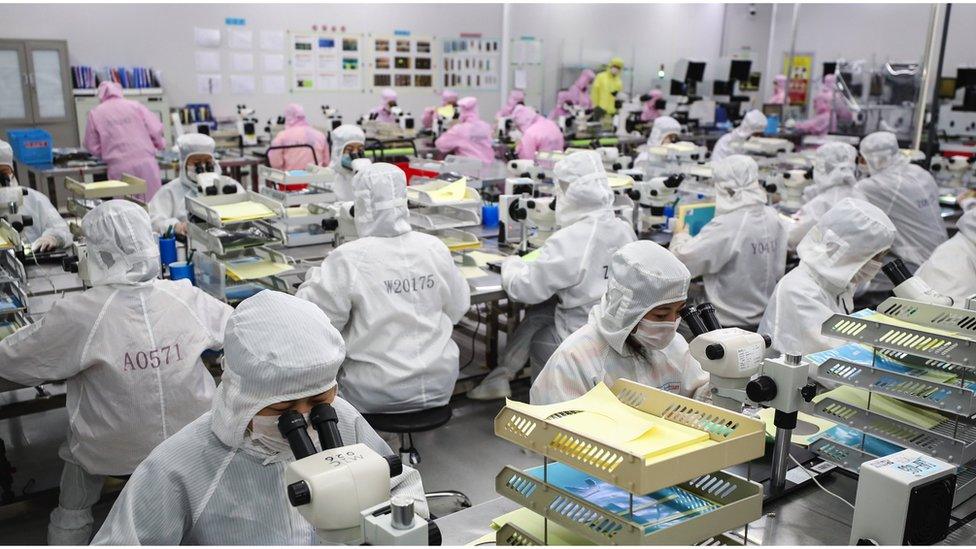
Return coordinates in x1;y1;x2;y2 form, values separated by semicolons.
729;443;833;504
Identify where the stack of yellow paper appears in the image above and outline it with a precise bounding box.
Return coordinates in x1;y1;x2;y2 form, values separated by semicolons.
224;259;292;281
814;386;946;429
407;178;470;204
211;201;276;223
506;384;710;460
464;250;505;267
435;105;455;118
757;408;835;446
286;205;311;218
490;508;591;545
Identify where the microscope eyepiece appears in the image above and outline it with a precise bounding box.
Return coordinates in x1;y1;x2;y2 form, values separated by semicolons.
680;305;708;336
309;403;343;451
277;410;317;460
696;302;722;332
882;257;912;286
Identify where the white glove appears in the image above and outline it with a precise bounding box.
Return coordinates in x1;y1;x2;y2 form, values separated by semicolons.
669;230;693;248
31;234;59;253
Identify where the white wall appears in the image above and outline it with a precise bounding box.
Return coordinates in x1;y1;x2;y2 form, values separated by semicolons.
509;3;728;113
1;3;504;130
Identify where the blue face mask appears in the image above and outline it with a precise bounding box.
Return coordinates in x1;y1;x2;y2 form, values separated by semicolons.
341;150;364;170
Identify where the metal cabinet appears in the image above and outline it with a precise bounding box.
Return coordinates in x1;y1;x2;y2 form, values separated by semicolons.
0;39;79;150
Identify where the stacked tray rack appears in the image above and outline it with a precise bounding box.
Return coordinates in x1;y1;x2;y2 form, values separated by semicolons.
490;379;766;546
809;297;976;506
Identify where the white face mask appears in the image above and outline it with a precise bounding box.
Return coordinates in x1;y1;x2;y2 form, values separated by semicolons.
249;413;319;456
610;67;621;76
632;318;680;351
852;258;883;285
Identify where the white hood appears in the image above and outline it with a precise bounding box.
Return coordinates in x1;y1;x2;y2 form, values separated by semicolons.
813;141;857;192
82;200;161;286
352;162;411;238
551;150;614;227
177;133;220;189
648;116;681;147
796;197;896;291
210;290;346;449
592;241;690;354
712;155;766;215
733;109;767;139
859;131;905;176
957;208;976;243
329;124;366;171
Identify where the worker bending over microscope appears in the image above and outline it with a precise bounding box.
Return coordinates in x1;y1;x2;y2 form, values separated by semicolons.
92;291;426;545
0;139;71;253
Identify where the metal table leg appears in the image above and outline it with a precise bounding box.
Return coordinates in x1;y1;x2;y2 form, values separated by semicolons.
486;300;499;369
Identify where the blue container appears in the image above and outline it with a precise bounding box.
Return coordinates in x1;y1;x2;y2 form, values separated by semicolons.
766;114;780;135
158;236;177;266
6;128;53;166
169;261;195;285
482;203;500;228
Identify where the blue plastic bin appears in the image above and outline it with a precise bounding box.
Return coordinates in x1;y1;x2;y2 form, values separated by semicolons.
6;128;53;166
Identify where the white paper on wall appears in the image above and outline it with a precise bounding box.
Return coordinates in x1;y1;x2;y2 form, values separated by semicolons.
196;74;222;94
230;75;256;94
231;53;254;72
194;51;221;72
514;69;528;89
292;53;315;73
228;29;253;50
262;74;286;94
194;27;221;48
262;54;285;72
260;30;285;51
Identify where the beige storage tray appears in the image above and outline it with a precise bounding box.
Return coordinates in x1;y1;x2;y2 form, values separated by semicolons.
64;174;146;199
494;379;764;494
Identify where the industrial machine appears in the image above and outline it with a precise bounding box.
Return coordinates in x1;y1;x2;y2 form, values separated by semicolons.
937;68;976;139
849;450;955;545
280;404;433;545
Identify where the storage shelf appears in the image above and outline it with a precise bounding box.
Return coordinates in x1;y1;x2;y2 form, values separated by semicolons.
493;379;765;495
495;465;761;546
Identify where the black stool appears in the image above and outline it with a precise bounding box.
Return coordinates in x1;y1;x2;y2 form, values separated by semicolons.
363;405;452;465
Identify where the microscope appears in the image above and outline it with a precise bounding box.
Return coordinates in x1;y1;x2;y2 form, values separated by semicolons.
506;159;548;182
625;173;683;232
389;107;416;132
280;404;434;545
930;155;975;189
778;168;814;211
595;147;633;172
192;172;241;197
236;104;259;147
0;186;31;249
320;105;343;132
882;258;957;307
683;303;817;494
498;190;556;253
612;94;644;137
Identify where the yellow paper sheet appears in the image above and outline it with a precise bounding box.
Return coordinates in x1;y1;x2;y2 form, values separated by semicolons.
408;178;470;204
211;201;276;223
813;386;945;429
436;105;456;118
490;508;592;546
81;180;130;190
757;408;835;446
286;205;311;218
506;384;710;460
521;248;542;262
607;174;633;189
464;250;505;268
0;234;11;250
225;259;292;281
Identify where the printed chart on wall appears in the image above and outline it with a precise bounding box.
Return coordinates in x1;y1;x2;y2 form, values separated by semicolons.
290;31;364;91
783;54;813;105
442;37;501;90
371;34;434;89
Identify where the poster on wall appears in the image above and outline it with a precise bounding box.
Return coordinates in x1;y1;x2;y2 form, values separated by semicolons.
783;54;813;105
370;34;434;89
442;37;500;91
289;31;364;91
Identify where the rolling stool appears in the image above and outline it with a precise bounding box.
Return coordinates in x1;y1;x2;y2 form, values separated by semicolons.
362;405;471;517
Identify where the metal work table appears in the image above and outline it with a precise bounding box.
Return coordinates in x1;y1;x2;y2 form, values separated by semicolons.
23;162;108;209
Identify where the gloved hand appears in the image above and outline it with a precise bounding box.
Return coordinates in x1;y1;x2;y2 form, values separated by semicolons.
174;222;189;236
784;119;797;129
31;234;59;253
958;190;976;212
669;229;693;248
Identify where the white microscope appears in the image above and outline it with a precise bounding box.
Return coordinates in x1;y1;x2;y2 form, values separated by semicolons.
0;186;31;248
778;168;814;211
882;258;957;307
595;146;633;172
320;105;344;133
682;303;818;494
625;173;683;232
236;104;259;147
612;94;644;137
506;159;548;182
191;172;242;197
280;404;435;545
498;190;557;253
930;155;975;189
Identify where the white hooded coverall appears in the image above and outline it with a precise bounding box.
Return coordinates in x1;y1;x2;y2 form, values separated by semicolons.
0;200;233;544
494;151;637;381
91;290;426;544
296;163;471;414
855;131;947;271
670;155;788;328
0;140;71;249
531;240;709;405
758;198;896;359
148;133;238;235
325;124;367;201
917;207;976;303
711;110;767;162
788;142;865;249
